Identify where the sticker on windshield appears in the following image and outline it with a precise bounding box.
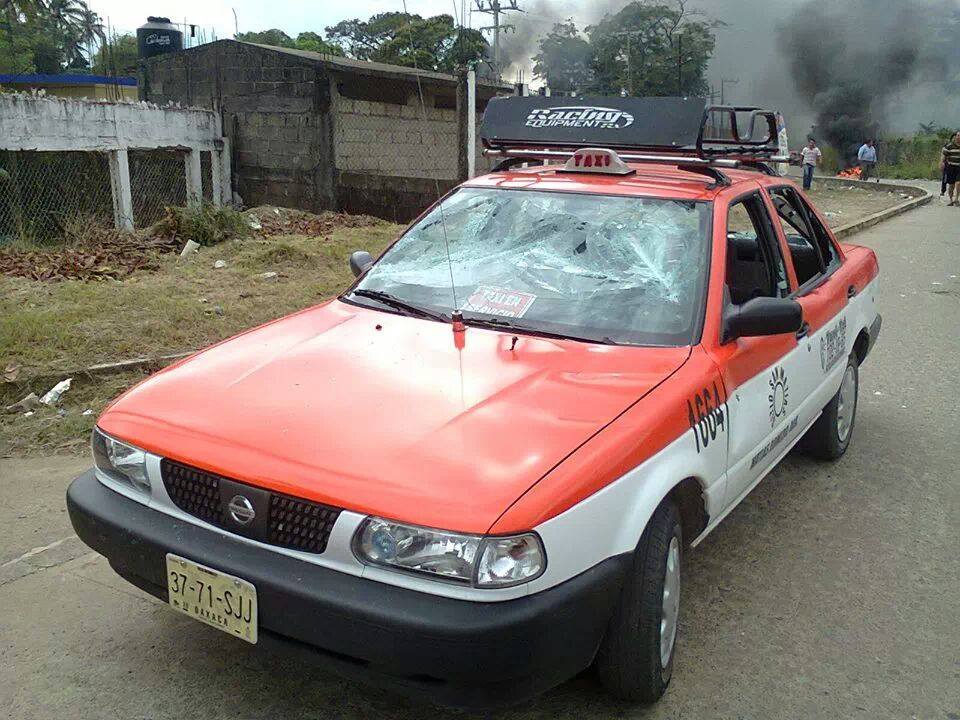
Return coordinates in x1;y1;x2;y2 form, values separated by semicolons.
463;286;537;318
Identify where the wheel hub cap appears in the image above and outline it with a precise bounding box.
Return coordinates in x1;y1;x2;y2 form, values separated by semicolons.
837;365;856;443
660;537;680;668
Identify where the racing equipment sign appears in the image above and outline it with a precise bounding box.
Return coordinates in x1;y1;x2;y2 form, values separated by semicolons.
481;95;707;151
525;106;634;130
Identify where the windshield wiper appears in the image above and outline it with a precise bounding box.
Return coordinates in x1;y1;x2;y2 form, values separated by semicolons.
462;315;617;345
349;289;449;323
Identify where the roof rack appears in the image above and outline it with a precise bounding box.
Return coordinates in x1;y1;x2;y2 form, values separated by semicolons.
479;96;790;185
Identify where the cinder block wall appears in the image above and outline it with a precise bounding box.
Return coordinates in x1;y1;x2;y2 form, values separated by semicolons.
142;41;505;222
144;42;334;212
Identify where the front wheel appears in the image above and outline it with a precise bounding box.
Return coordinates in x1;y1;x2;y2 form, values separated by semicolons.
595;501;682;703
801;354;859;460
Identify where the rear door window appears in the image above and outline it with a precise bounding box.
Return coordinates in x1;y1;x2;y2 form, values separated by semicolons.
769;186;840;287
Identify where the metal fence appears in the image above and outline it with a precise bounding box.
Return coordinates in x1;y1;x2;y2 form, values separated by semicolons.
0;148;217;244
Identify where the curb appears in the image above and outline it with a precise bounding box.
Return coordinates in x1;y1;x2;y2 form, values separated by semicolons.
832;185;933;240
3;182;936;391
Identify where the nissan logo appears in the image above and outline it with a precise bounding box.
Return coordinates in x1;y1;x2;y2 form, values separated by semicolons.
227;495;255;525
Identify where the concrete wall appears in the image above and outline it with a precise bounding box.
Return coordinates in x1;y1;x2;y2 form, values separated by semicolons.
141;41;508;222
144;42;335;212
0;92;221;152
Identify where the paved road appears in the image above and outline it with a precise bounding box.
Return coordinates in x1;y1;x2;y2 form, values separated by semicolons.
3;193;959;719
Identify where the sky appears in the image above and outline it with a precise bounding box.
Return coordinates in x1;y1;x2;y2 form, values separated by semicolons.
87;0;510;41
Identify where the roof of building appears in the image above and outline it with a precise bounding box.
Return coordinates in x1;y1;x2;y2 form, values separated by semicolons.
0;73;136;86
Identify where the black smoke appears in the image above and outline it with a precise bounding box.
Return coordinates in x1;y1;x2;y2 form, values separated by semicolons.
779;0;957;161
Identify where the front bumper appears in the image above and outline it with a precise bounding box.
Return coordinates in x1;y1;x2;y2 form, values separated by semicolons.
67;470;629;708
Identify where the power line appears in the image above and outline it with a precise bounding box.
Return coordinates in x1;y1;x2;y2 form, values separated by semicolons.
474;0;523;80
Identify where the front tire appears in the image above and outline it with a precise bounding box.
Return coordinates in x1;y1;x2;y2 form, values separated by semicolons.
595;501;682;703
801;354;859;460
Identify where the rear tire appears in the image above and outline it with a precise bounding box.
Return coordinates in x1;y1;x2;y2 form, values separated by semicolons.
595;501;682;703
801;354;859;461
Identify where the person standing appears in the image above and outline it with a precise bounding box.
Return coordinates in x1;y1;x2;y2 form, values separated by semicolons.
858;139;878;181
941;131;960;206
800;138;822;190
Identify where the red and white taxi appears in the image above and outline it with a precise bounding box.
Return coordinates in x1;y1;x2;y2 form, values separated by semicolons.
68;98;880;707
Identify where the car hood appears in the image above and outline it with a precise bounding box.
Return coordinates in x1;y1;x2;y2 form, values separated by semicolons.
100;300;690;534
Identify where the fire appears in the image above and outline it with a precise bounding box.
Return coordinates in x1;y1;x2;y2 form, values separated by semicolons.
836;166;863;179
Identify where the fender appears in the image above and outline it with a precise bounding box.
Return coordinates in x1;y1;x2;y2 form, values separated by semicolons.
499;348;730;595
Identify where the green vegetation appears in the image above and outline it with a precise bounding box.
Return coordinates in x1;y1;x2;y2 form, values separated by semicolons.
159;204;253;247
324;13;488;72
90;33;138;76
878;130;950;180
0;0;105;74
533;2;719;96
0;219;399;376
234;29;343;56
238;14;490;74
0;217;400;455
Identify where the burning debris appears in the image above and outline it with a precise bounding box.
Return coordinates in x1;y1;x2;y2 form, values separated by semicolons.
780;0;957;164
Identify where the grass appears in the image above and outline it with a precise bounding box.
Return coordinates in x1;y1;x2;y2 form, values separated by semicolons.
0;222;400;379
1;216;401;457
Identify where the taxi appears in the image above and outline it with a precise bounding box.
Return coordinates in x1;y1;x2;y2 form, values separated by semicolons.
67;97;881;707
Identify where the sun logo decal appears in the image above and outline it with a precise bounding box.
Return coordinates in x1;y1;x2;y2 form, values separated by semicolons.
768;366;789;426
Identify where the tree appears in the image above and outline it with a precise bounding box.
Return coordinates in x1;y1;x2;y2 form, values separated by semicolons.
235;28;343;56
326;12;487;72
293;31;343;56
0;0;104;73
235;28;295;47
325;13;409;60
91;33;137;75
532;20;592;93
585;1;719;96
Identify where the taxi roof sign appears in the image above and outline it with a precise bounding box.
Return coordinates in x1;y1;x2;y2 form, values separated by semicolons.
562;148;634;175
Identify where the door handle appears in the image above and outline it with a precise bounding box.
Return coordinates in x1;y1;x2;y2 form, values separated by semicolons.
796;322;810;340
847;285;858;299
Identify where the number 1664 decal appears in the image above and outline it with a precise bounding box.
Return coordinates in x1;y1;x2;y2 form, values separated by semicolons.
687;383;727;453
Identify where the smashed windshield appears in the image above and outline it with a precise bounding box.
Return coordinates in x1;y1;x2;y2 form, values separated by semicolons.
351;188;712;346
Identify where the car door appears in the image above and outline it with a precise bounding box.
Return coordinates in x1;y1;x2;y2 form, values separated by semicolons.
708;190;810;510
764;185;851;429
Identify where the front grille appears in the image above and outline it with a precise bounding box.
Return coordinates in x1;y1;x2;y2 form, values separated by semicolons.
268;495;340;553
162;461;222;525
160;458;340;554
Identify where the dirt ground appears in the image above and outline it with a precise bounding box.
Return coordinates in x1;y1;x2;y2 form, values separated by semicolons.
1;186;959;718
804;182;920;227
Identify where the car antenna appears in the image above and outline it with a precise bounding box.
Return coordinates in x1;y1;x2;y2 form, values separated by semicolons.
402;0;461;331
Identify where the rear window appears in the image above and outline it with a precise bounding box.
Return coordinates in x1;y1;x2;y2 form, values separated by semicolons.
353;188;712;346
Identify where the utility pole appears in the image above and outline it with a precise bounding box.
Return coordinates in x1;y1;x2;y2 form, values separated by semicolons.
475;0;522;80
611;31;637;96
720;77;739;105
677;34;682;96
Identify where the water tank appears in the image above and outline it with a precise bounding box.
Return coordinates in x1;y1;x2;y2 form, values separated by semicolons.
137;17;183;59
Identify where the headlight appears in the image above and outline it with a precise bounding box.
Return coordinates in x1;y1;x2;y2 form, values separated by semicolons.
91;427;150;493
353;517;545;588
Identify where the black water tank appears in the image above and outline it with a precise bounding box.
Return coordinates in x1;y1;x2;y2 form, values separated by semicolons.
137;17;183;59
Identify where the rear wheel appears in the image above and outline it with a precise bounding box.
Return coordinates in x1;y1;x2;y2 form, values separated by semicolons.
595;501;682;703
801;354;859;460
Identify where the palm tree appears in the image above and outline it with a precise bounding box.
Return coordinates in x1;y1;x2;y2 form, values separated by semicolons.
76;4;104;64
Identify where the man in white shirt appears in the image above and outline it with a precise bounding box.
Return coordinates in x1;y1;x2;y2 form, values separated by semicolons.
858;139;878;181
800;138;822;190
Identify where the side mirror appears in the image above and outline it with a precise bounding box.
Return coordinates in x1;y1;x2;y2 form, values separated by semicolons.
349;250;374;278
722;297;803;343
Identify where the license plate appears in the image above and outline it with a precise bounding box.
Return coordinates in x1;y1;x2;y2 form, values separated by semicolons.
165;553;258;644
